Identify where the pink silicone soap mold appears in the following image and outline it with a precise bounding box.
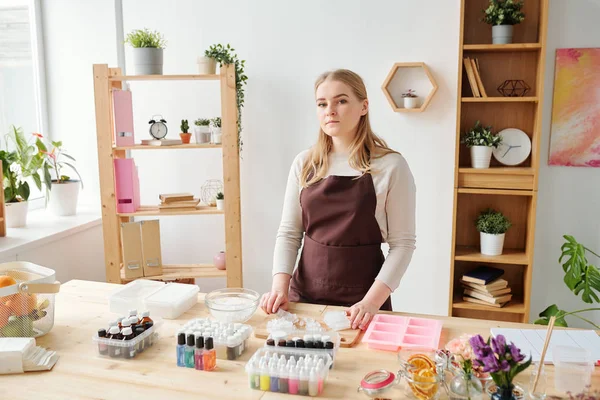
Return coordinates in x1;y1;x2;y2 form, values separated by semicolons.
362;315;442;352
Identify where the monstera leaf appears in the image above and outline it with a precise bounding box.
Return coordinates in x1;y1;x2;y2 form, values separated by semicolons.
534;304;568;327
560;235;600;304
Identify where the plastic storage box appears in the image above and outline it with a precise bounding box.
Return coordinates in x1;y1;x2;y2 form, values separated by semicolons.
109;280;199;319
144;283;199;319
553;345;594;393
93;321;161;359
246;346;332;396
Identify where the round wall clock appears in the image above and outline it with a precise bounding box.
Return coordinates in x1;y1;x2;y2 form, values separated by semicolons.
493;128;531;166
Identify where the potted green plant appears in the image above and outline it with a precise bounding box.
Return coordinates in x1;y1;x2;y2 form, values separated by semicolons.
210;117;222;144
215;191;224;211
482;0;525;44
203;44;248;152
179;119;191;144
35;133;83;216
193;118;211;144
476;208;511;256
0;126;45;227
402;89;419;109
461;121;502;169
124;28;166;75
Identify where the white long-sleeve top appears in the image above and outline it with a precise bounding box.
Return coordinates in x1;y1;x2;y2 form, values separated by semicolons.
272;149;416;291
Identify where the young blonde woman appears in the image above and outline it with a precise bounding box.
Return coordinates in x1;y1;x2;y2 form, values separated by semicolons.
260;69;416;330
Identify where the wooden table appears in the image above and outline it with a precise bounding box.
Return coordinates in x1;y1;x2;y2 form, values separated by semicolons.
1;280;598;399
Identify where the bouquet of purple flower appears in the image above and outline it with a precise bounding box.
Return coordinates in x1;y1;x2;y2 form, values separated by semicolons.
469;334;532;395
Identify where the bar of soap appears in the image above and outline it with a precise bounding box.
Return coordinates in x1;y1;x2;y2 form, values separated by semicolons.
323;311;351;331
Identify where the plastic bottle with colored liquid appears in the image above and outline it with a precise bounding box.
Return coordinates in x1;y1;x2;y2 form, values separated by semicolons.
176;332;186;367
316;359;325;394
288;365;299;395
259;359;270;391
97;329;108;356
299;367;309;395
185;333;196;368
308;367;319;396
194;335;204;370
107;326;122;358
247;359;259;389
202;337;216;371
269;361;279;392
122;327;136;359
278;364;288;393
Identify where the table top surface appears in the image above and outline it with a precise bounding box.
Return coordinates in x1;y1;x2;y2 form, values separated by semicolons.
1;280;598;399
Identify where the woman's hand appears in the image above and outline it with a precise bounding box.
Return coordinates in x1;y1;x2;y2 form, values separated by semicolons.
260;289;289;314
347;280;392;330
260;273;291;314
347;299;379;330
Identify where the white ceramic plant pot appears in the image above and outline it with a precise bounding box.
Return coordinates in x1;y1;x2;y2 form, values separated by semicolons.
216;199;225;211
211;127;222;144
48;180;80;216
193;126;211;144
470;146;493;169
480;232;505;256
403;97;419;109
197;56;216;74
492;25;513;44
132;48;163;75
5;201;28;228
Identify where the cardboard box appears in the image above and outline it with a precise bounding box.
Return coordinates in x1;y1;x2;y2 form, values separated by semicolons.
141;220;163;277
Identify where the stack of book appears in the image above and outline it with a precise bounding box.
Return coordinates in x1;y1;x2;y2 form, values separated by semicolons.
158;193;200;210
461;265;512;308
463;56;487;98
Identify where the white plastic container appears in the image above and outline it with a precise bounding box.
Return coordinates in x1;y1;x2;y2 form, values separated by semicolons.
109;280;199;319
553;345;594;394
109;280;164;315
144;283;199;319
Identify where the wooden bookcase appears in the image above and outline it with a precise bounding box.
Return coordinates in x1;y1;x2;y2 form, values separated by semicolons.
92;64;242;288
449;0;548;323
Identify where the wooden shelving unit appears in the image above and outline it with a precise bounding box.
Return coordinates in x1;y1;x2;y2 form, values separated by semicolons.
449;0;548;323
93;64;242;287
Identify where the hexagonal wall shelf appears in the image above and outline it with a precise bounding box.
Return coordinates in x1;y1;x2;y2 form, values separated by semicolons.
382;62;438;112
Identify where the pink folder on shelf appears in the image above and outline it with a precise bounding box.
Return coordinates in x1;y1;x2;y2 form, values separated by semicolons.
112;89;135;146
114;158;140;213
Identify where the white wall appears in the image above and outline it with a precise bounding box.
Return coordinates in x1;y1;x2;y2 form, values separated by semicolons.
42;0;464;316
530;0;600;327
1;225;106;284
41;0;118;207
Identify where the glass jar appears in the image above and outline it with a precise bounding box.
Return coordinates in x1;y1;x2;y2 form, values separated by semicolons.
487;383;525;400
448;371;484;400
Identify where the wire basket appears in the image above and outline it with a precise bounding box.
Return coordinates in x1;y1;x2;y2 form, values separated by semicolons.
0;262;60;338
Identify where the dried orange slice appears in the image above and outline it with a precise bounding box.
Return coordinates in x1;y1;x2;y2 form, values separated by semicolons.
408;367;438;400
407;353;436;371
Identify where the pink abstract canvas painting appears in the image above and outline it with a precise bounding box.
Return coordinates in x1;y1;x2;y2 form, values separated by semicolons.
549;48;600;167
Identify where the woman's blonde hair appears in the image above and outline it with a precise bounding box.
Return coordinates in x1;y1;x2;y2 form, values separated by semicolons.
300;69;398;187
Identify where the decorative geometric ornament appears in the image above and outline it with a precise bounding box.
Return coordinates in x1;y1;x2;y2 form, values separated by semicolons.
200;179;223;206
497;79;531;97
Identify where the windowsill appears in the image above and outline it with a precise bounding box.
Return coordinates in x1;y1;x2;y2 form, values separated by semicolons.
0;205;102;257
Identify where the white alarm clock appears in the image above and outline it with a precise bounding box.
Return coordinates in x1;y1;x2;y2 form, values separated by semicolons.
148;115;168;139
493;128;532;166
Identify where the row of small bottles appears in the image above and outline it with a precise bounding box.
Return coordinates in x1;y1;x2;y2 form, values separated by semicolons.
176;332;216;371
267;334;336;369
96;309;154;359
247;352;326;396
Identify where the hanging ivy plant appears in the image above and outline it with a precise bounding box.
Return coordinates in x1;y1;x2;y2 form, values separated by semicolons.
204;44;248;153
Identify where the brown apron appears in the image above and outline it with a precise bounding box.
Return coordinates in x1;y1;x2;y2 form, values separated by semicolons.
288;173;392;311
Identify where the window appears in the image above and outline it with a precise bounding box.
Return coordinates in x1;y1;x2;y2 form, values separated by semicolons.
0;0;48;209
